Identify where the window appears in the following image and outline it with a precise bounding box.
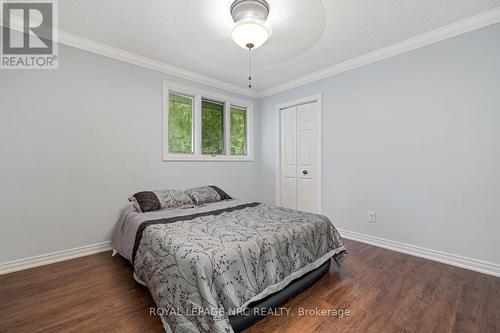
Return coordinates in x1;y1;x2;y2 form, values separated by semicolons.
163;82;253;161
168;93;193;154
202;99;225;155
230;106;247;155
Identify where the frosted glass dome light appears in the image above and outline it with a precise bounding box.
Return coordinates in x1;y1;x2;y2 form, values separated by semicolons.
231;19;271;49
230;0;271;49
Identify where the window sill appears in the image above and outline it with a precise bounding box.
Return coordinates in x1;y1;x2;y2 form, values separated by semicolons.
163;156;254;162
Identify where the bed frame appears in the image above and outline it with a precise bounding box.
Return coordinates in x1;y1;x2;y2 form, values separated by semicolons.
228;258;331;332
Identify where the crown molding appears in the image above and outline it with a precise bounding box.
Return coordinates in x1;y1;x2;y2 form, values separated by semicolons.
57;31;259;98
3;7;500;99
1;15;257;98
257;7;500;98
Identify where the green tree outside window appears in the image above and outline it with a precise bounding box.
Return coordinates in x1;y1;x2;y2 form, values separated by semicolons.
168;93;193;153
202;100;225;155
230;107;247;155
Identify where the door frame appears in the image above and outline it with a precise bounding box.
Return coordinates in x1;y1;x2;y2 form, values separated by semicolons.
274;93;322;213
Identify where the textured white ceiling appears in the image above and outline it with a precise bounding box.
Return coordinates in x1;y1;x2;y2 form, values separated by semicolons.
59;0;500;91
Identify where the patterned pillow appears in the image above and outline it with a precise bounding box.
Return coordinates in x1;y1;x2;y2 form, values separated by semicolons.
129;189;194;212
184;186;232;205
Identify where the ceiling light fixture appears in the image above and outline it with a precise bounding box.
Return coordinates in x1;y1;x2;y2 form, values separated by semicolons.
230;0;271;88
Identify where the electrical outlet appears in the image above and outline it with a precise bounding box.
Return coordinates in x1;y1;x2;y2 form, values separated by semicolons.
368;211;376;223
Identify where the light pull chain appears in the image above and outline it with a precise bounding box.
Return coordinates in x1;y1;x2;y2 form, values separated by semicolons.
246;43;254;88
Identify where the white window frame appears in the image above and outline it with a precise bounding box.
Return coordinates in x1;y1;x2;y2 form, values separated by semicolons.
163;81;254;161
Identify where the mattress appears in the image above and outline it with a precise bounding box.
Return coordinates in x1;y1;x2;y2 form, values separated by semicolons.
111;200;346;333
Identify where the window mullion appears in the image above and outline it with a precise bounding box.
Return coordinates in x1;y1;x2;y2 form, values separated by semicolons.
163;92;169;159
224;102;231;156
247;105;253;158
194;94;202;156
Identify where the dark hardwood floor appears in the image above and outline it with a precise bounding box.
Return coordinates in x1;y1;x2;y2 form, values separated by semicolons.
0;239;498;333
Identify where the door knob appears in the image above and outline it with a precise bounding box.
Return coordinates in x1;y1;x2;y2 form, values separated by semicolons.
302;169;308;175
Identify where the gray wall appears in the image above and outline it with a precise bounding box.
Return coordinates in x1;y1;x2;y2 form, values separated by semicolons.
2;23;499;267
259;23;500;265
0;45;260;263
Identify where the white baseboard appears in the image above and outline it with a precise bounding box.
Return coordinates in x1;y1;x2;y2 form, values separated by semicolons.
2;232;499;278
338;229;500;278
338;229;500;277
0;242;112;275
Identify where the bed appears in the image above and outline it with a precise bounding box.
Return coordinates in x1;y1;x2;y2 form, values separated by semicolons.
111;198;346;333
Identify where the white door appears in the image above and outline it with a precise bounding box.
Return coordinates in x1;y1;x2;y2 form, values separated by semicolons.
279;100;321;213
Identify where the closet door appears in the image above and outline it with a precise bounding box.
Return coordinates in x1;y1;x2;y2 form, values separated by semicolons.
296;102;320;213
280;106;297;209
279;101;320;213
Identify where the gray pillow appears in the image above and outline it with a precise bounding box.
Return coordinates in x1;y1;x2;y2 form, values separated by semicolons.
129;189;194;212
185;186;232;205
